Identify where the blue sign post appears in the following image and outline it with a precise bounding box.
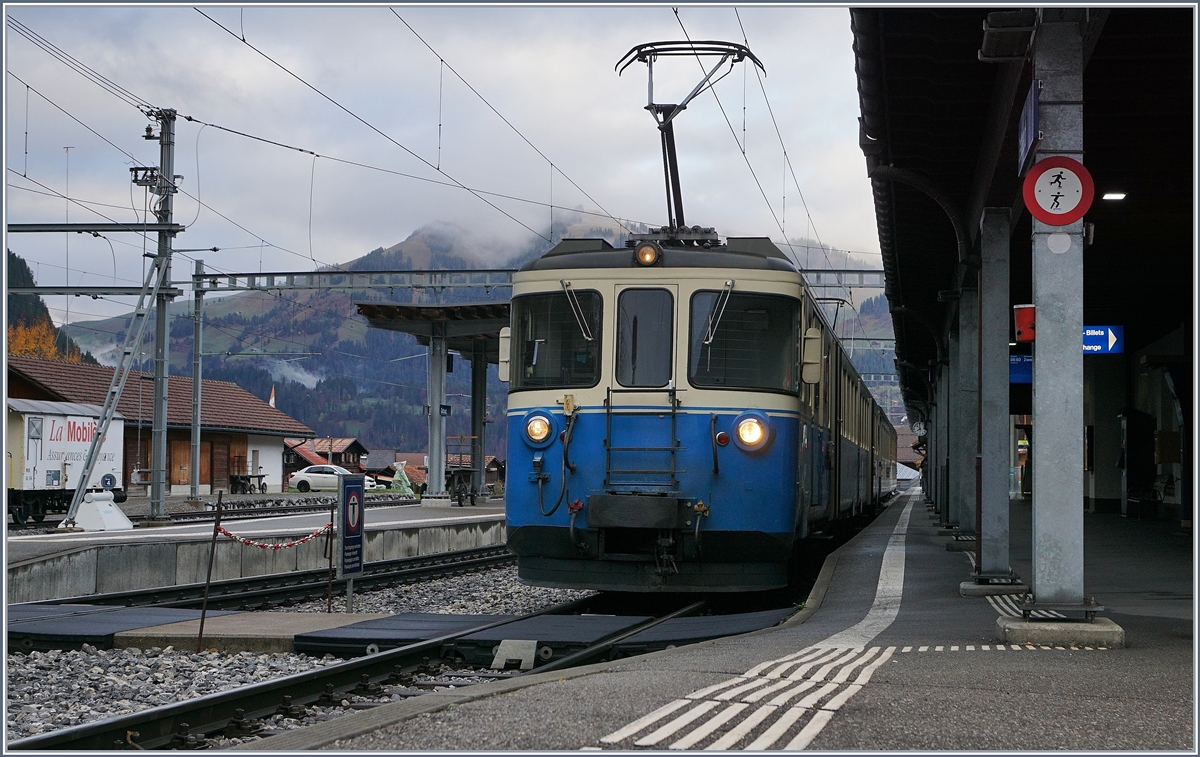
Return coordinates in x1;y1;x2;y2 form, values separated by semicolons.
337;474;365;612
1082;325;1124;354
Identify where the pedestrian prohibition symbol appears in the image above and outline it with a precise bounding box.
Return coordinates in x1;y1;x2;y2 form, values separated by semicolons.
1023;155;1095;226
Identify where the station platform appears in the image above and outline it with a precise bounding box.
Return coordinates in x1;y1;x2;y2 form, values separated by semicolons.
6;503;505;603
233;487;1193;751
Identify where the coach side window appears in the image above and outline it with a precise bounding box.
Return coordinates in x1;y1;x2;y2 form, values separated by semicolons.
616;288;674;387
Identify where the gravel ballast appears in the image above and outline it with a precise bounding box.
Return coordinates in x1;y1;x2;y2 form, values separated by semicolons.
6;565;593;744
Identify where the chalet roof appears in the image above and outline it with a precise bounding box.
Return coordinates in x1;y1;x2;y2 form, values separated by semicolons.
361;449;399;471
7;355;313;438
403;464;427;486
284;437;368;455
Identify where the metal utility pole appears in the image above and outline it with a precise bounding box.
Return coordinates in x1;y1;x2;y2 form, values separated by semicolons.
189;258;204;501
11;111;186;528
146;109;178;523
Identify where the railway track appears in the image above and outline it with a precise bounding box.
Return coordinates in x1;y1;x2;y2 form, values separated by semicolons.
7;496;424;532
17;545;515;615
7;596;708;751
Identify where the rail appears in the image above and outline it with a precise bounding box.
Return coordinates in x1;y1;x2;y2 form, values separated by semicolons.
7;595;594;751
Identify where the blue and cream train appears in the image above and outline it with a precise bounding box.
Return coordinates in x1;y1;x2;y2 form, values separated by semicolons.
498;230;897;592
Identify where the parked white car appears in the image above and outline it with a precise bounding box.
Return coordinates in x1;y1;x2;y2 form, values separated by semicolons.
288;465;375;492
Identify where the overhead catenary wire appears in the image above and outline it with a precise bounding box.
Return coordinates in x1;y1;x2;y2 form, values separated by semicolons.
668;9;887;365
7;23;482;275
195;7;551;244
10;23;649;278
732;10;844;293
8;17;156;114
178;114;644;228
727;9;888;364
391;9;632;236
670;9;798;269
7;72;148;168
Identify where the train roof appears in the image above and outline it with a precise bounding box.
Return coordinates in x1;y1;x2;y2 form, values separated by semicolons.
7;398;125;420
519;236;800;273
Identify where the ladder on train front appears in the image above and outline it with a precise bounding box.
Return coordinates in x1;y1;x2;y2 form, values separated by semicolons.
603;386;682;492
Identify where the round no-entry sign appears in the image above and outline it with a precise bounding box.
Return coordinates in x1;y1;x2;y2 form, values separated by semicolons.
1022;156;1094;225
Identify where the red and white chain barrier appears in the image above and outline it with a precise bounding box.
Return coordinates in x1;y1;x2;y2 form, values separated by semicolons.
217;522;332;550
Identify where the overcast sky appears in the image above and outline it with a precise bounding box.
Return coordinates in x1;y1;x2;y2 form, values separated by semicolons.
5;4;880;324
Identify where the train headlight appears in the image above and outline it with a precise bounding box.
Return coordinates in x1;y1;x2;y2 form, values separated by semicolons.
737;418;766;446
634;242;660;266
731;411;773;453
526;415;552;444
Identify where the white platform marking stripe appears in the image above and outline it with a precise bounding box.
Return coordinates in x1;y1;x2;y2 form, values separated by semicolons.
686;676;749;700
765;679;818;707
746;646;825;676
767;647;843;679
714;677;773;701
744;705;810;750
705;704;778;750
668;703;748;750
599;698;691;744
741;677;798;703
821;683;863;712
812;499;914;648
785;709;835;750
830;647;881;683
808;648;867;681
634;701;719;746
793;681;841;709
852;647;895;686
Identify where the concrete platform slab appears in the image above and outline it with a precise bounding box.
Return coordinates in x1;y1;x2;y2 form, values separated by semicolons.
945;539;974;551
112;612;391;654
996;616;1125;647
959;581;1031;597
8;605;242;653
293;613;516;658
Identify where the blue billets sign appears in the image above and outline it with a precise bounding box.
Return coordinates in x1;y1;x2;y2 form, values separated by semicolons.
338;474;365;579
1083;325;1124;354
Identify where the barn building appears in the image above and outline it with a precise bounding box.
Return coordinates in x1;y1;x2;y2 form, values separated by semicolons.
7;355;314;494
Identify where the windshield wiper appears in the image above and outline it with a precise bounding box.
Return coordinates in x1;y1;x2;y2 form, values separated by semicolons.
702;279;735;345
560;280;595;341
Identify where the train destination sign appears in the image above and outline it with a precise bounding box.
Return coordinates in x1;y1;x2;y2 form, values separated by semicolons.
1022;156;1094;226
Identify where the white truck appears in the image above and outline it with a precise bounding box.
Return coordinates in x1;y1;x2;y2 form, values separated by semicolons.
6;399;126;525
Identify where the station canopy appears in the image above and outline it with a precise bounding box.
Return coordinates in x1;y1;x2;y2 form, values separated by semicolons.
356;302;510;363
851;8;1192;416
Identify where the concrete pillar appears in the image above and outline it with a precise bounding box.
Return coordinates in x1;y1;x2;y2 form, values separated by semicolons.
945;334;961;527
979;209;1014;578
426;324;448;497
937;363;951;521
470;340;487;497
952;292;980;531
1030;17;1085;606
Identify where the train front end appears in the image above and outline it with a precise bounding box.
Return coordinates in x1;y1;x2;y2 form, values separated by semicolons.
502;234;805;592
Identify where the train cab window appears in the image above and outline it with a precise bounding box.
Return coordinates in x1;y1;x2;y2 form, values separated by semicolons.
616;288;674;387
689;292;799;393
510;290;602;390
